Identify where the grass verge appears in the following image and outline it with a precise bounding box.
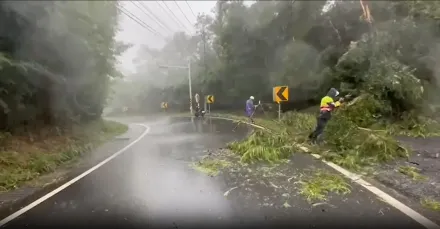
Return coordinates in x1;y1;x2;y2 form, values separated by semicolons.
0;119;128;191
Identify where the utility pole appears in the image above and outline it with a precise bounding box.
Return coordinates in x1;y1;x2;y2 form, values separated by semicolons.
158;60;193;115
202;24;208;113
188;59;193;115
202;26;207;71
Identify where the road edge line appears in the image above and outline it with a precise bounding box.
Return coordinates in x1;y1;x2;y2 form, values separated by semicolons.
310;153;440;229
0;123;150;227
209;116;440;229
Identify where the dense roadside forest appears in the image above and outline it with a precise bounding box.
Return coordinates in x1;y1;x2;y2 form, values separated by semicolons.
117;0;440;120
0;1;128;132
0;1;129;191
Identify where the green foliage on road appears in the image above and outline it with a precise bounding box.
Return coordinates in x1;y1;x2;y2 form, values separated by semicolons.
191;158;231;177
228;129;296;163
217;111;406;172
319;102;409;170
0;120;127;191
398;166;427;181
421;198;440;212
225;112;313;163
299;170;351;202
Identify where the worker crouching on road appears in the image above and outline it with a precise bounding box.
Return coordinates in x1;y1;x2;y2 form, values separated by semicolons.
308;88;344;144
246;96;256;124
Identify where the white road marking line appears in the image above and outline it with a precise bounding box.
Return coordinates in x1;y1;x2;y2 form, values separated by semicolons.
310;153;440;229
0;123;150;227
210;116;440;229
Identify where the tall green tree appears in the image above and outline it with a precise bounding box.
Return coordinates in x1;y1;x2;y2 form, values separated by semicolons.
0;1;126;130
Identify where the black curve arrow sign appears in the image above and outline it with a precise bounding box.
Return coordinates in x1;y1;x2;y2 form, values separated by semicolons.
276;87;287;101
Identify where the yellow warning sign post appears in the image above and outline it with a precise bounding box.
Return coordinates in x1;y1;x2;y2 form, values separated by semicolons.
161;102;168;112
206;95;214;114
273;86;289;103
206;95;214;104
273;86;289;120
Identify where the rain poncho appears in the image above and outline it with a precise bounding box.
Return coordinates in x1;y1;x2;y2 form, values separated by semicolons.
245;99;254;117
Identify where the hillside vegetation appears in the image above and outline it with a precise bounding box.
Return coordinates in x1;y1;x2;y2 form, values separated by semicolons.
0;1;128;190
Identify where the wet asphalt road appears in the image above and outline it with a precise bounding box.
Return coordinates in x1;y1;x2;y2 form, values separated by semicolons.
0;117;429;229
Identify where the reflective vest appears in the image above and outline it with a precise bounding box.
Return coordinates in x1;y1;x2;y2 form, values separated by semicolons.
320;96;340;112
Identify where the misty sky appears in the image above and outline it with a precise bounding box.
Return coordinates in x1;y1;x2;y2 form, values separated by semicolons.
115;1;255;76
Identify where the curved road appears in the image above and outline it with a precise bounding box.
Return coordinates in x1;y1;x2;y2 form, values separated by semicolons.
0;117;434;229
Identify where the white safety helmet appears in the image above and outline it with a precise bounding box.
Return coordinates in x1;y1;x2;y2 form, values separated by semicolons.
250;96;255;100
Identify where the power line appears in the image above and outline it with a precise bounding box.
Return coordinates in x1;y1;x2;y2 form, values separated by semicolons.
118;6;165;39
138;2;174;34
174;1;193;28
185;1;197;19
118;7;157;35
130;1;171;34
160;1;191;33
155;1;186;32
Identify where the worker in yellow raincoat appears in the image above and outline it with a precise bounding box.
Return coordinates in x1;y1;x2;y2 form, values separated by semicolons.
308;88;344;144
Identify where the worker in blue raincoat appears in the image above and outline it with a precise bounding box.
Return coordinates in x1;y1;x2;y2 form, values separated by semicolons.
245;96;256;124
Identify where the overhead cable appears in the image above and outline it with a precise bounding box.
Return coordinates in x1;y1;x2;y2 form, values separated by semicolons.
161;1;191;33
130;1;173;34
174;0;193;27
118;6;165;39
138;2;175;34
185;1;197;19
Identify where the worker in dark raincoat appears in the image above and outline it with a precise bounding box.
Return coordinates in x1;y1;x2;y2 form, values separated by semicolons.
309;88;344;144
245;96;256;124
